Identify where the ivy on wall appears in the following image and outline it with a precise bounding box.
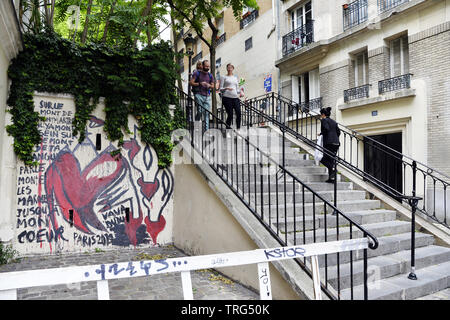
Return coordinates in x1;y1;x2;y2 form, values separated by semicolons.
7;30;184;168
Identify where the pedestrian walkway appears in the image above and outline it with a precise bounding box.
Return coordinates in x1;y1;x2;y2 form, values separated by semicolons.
0;245;259;300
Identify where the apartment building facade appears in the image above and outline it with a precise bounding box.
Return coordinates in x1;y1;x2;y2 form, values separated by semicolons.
275;0;450;212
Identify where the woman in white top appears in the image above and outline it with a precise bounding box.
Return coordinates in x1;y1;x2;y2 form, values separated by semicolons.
220;63;244;130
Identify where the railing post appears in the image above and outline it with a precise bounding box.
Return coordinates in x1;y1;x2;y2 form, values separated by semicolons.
271;92;275;125
333;159;338;215
408;161;418;280
363;232;368;300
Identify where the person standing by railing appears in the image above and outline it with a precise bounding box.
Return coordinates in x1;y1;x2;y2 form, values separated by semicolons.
319;107;341;183
219;63;244;133
191;60;215;130
189;61;203;121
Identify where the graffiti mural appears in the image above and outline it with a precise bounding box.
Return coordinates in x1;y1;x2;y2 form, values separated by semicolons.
15;95;173;255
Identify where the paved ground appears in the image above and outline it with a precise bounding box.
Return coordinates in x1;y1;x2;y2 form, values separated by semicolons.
0;245;259;300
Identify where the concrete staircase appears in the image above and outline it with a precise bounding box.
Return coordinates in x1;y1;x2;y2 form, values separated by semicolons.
215;128;450;300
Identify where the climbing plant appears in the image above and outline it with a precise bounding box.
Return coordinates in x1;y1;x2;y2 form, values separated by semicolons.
7;30;184;168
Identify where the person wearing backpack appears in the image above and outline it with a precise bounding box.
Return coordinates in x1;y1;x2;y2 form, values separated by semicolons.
191;60;215;130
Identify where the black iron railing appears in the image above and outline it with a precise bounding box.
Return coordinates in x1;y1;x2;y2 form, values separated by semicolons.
344;84;370;102
343;0;368;31
242;92;449;229
288;97;323;117
217;33;226;46
378;73;412;94
240;92;450;282
378;0;409;13
175;88;379;300
240;10;259;29
282;20;314;57
192;51;202;65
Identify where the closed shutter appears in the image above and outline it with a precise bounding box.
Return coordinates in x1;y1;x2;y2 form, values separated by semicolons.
309;68;320;100
391;38;402;77
401;35;409;74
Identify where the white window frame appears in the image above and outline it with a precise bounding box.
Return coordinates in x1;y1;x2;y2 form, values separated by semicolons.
390;36;409;77
353;51;369;87
291;1;312;31
291;68;320;104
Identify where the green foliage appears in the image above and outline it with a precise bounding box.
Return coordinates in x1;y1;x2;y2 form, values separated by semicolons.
0;243;19;265
7;30;184;168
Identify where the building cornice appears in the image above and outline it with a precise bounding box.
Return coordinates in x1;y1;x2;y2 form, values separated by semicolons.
0;0;23;61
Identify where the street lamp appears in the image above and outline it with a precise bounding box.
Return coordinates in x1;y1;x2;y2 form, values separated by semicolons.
183;33;196;122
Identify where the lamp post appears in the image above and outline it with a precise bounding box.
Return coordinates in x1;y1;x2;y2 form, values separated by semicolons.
183;33;195;123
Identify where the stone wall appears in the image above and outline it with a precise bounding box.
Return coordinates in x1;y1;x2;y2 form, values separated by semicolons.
409;22;450;177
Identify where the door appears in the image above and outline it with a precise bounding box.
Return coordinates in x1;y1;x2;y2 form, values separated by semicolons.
364;132;403;198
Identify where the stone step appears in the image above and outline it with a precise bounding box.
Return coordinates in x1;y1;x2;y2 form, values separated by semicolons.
236;181;353;193
311;232;435;268
250;190;367;206
214;156;316;167
228;170;341;183
339;260;450;300
257;200;381;218
286;166;328;175
215;146;306;161
291;220;412;244
271;209;396;233
320;245;450;291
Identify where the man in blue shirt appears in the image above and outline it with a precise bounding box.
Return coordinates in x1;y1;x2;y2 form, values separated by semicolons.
191;60;214;130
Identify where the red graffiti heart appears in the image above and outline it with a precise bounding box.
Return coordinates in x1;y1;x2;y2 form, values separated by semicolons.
145;216;166;244
45;151;126;234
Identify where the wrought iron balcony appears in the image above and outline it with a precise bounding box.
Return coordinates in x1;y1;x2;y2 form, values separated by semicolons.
192;51;202;65
378;73;412;94
282;20;314;57
344;84;370;102
288;97;322;116
240;10;259;29
378;0;409;13
343;0;368;31
217;33;226;46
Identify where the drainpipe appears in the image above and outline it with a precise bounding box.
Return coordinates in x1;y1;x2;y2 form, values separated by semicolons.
275;0;281;97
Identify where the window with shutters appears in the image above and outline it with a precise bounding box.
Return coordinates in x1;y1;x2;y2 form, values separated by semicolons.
389;35;409;77
352;50;369;86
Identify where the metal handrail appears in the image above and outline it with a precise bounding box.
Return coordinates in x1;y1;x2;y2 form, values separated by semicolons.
175;88;379;300
240;92;450;281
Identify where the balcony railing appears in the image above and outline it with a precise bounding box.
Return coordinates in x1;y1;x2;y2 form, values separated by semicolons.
343;0;368;31
217;33;226;46
192;51;202;65
344;84;370;102
240;10;259;29
288;97;322;116
282;20;314;57
378;0;409;13
378;74;412;94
